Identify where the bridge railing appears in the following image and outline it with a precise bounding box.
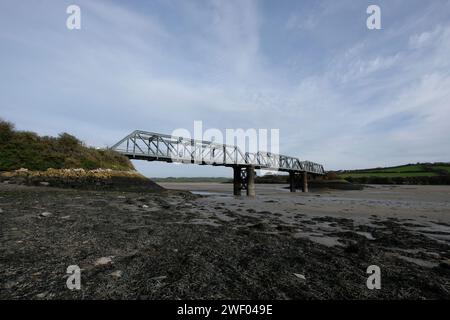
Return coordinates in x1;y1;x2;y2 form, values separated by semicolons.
110;130;325;175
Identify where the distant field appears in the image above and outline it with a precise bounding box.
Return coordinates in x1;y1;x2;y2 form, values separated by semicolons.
339;171;438;178
366;165;424;173
433;166;450;173
338;163;450;179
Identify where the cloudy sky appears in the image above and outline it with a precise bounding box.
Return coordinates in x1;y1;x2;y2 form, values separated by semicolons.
1;0;450;177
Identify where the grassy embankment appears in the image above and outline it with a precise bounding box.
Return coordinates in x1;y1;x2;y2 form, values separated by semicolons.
0;119;165;190
338;163;450;185
0;119;133;171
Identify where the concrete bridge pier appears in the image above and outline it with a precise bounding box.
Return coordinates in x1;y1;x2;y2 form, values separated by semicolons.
302;172;309;193
288;171;308;192
233;166;242;196
289;172;296;192
246;166;256;197
232;165;256;196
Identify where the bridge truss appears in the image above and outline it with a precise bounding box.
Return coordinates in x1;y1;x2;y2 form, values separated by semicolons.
110;130;325;175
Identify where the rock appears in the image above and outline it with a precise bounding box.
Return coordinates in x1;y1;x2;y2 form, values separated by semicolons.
40;212;52;217
39;182;50;186
61;215;71;219
94;256;113;266
36;292;47;299
293;273;306;280
110;270;123;278
142;204;149;208
439;259;450;269
0;208;3;213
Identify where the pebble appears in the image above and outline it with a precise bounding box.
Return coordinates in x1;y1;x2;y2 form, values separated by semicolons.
36;292;47;299
94;256;113;266
39;182;50;186
0;208;3;213
110;270;123;278
142;204;149;208
293;273;306;280
40;212;52;217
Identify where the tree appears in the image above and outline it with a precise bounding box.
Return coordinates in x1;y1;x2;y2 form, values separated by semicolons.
0;119;14;143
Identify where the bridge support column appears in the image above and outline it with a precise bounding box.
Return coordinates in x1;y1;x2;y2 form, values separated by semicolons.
302;172;308;193
289;172;296;192
246;166;255;197
233;166;242;196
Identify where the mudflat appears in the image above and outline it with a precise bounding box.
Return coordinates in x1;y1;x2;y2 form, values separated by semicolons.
1;183;450;299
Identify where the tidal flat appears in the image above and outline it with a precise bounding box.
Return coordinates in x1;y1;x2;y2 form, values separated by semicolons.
1;183;450;299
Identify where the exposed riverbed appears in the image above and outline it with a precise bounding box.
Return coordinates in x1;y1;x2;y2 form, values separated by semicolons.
1;183;449;299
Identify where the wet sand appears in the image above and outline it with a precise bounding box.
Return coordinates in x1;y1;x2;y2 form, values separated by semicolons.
162;183;450;278
1;183;450;299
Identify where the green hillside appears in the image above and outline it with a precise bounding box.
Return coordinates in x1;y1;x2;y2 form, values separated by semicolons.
338;163;450;185
0;119;134;171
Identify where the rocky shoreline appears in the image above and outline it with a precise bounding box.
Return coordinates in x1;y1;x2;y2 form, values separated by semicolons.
0;168;163;192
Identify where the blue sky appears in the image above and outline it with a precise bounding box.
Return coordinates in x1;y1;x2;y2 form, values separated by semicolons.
1;0;450;177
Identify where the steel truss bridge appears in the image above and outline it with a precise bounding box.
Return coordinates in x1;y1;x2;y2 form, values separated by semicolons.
110;130;325;196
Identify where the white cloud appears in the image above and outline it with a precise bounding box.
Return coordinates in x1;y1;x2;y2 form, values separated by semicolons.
1;0;450;176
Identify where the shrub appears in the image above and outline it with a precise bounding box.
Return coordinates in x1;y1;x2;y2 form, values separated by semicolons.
0;119;134;171
0;119;14;143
